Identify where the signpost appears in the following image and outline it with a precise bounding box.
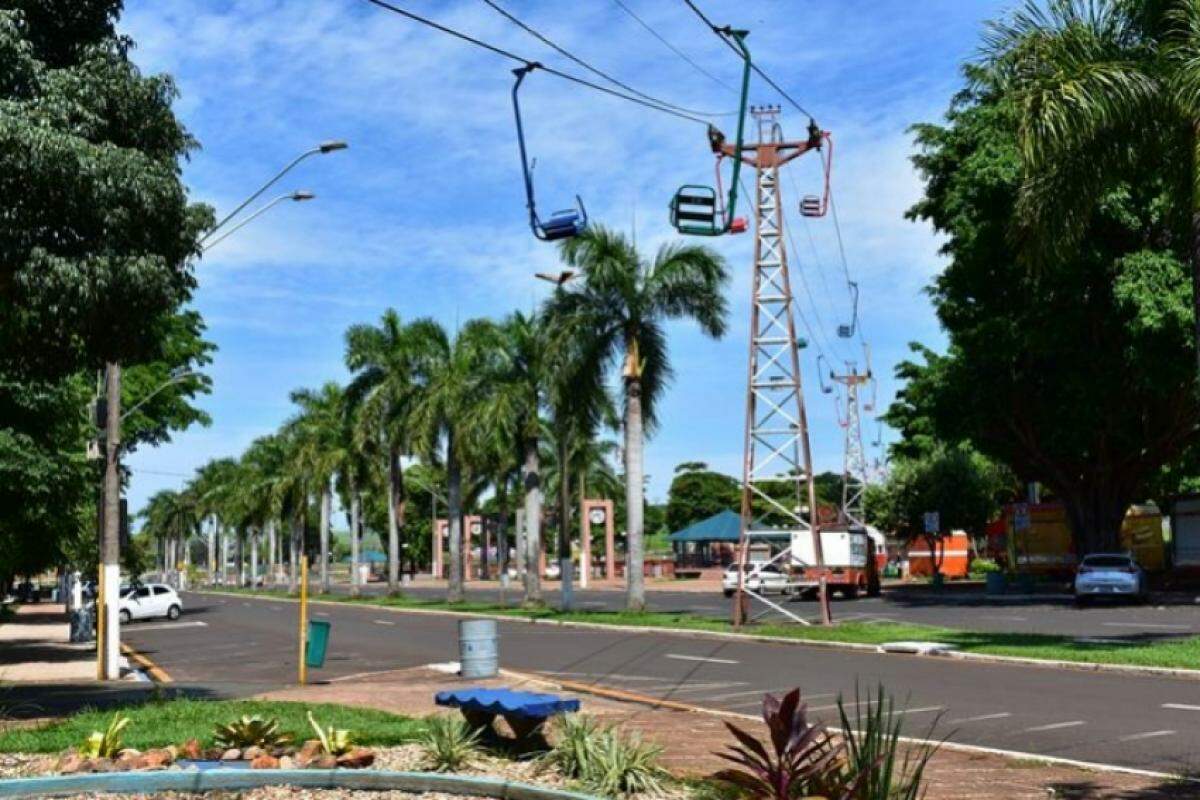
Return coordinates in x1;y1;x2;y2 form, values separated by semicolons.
923;511;940;535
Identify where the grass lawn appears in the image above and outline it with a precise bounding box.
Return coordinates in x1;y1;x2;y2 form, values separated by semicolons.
214;587;1200;672
0;698;424;754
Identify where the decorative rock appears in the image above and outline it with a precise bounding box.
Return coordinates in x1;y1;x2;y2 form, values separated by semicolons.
180;739;203;760
308;753;337;769
278;755;296;769
298;740;322;759
250;753;280;770
203;747;225;761
86;758;116;773
220;748;242;762
141;748;175;769
116;748;141;759
243;745;265;760
57;753;85;774
335;747;375;769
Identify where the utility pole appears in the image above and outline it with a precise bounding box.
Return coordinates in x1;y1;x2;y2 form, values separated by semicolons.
98;362;122;680
830;363;872;527
730;107;828;627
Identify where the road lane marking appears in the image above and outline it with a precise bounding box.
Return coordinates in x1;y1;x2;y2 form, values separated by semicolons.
948;712;1012;724
1162;703;1200;712
982;615;1028;622
1103;622;1190;630
373;619;396;626
314;612;330;617
707;687;803;702
1119;730;1176;742
665;654;739;665
1022;721;1085;733
657;682;748;695
124;621;207;632
893;706;944;716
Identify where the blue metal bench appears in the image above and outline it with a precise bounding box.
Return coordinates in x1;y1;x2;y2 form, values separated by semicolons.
435;688;580;739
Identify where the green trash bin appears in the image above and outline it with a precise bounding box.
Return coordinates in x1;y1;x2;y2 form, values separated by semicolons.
306;620;331;669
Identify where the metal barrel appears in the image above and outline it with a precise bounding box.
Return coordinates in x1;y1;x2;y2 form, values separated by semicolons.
458;619;498;679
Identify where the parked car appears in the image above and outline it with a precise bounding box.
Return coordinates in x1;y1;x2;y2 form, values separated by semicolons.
722;563;791;598
1074;554;1147;604
544;562;562;580
118;583;183;622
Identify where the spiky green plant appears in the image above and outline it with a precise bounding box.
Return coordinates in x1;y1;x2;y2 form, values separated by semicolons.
419;714;482;773
546;714;668;798
307;710;355;756
835;685;940;800
78;713;130;759
213;715;291;750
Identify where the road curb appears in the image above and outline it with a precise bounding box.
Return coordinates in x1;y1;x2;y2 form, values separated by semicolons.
196;590;1200;681
120;643;172;684
503;668;1197;785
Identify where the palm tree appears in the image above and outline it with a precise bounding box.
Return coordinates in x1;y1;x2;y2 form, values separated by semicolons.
346;310;424;594
290;382;347;593
139;489;198;585
238;434;289;588
192;458;240;585
469;311;554;605
550;226;729;610
407;318;496;603
986;0;1200;375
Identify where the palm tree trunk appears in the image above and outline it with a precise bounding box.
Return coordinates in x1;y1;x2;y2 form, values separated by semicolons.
250;530;259;588
221;527;229;586
558;429;573;609
386;446;404;594
288;514;301;594
1192;167;1200;379
497;482;509;576
447;434;465;603
514;507;526;581
207;518;216;586
319;479;332;593
237;531;246;587
624;377;646;612
522;437;543;605
350;483;361;597
267;519;277;588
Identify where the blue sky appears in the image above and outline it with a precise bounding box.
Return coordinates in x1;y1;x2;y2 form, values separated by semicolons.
120;0;1011;515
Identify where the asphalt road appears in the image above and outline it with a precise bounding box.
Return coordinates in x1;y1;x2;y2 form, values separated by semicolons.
336;581;1200;641
122;590;1200;773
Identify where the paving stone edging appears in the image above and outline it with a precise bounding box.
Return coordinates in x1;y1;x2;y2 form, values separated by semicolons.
201;591;1200;682
0;768;600;799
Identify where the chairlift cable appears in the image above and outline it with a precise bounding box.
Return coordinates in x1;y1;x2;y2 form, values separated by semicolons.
363;0;710;126
680;0;817;121
827;192;867;345
610;0;740;95
480;0;735;118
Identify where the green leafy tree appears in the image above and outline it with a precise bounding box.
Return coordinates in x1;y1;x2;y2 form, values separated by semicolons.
897;55;1199;554
665;465;739;533
552;226;729;611
985;0;1200;376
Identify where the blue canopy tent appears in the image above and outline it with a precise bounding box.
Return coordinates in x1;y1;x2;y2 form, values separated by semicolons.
668;510;742;569
344;549;388;564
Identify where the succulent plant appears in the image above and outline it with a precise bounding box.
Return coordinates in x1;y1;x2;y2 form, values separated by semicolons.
307;711;355;756
213;715;291;750
79;713;130;759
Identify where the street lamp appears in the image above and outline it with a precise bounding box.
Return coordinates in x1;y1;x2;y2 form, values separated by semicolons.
200;140;347;244
201;191;315;252
121;368;200;423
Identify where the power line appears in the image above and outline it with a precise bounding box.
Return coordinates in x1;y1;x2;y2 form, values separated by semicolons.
679;0;817;121
362;0;710;126
610;0;739;95
480;0;734;119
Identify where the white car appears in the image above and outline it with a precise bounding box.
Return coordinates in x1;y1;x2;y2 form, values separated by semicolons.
722;563;791;597
1074;554;1147;604
118;583;183;623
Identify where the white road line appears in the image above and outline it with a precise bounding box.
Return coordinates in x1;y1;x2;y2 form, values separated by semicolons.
373;619;396;626
665;654;739;665
657;682;748;695
543;671;666;682
808;700;865;713
982;615;1028;622
948;712;1011;725
893;706;945;716
1022;721;1086;733
1162;703;1200;712
707;687;804;702
313;612;330;617
1119;730;1176;742
125;621;208;632
1103;622;1190;630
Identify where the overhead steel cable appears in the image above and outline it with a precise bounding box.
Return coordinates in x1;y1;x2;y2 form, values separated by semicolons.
479;0;735;118
610;0;740;95
680;0;817;122
362;0;709;126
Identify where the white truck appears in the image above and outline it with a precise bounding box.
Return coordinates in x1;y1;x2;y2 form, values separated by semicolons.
789;526;880;598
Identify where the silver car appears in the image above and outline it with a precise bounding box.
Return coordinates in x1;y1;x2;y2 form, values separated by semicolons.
1074;554;1147;604
722;563;791;598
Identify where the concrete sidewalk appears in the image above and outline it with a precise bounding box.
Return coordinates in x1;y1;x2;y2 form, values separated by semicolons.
0;603;104;683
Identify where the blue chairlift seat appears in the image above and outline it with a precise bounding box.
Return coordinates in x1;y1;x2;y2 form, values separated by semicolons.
539;208;586;241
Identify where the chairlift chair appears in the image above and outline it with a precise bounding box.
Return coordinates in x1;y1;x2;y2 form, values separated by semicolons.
669;30;752;237
838;281;859;339
799;124;833;218
511;64;587;242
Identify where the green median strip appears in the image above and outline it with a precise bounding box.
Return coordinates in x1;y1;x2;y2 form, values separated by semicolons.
216;587;1200;672
0;699;423;754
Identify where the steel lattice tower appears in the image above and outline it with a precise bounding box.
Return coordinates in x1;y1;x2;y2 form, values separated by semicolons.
833;366;871;527
724;107;825;626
